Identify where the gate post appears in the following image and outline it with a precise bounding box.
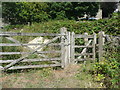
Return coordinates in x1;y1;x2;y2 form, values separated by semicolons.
98;31;105;62
71;32;75;64
60;27;69;68
93;33;96;61
84;33;88;60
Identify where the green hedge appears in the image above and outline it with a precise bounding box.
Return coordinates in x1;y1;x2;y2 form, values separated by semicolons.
4;12;119;36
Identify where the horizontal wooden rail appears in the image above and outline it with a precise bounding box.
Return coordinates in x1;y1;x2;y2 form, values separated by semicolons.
75;58;93;61
75;35;94;38
0;43;61;46
74;53;93;56
0;51;61;55
0;58;61;63
74;45;93;48
0;32;65;36
7;63;61;70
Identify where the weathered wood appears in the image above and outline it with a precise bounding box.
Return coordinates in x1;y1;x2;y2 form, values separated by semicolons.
0;43;62;46
0;58;61;63
5;37;20;43
0;32;65;36
4;36;60;70
84;33;88;59
64;30;69;67
75;34;94;38
37;51;61;54
1;30;119;70
98;31;104;61
106;35;112;42
0;51;61;55
68;32;71;64
74;45;93;48
77;40;92;59
71;32;75;63
75;58;93;61
7;63;61;70
74;53;93;56
93;33;96;61
0;52;28;55
60;27;66;68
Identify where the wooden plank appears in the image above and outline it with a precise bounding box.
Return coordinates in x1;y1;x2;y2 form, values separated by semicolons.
4;36;60;70
7;63;61;70
75;34;94;38
84;33;88;59
93;33;96;61
0;43;61;46
74;53;93;56
5;37;20;43
0;32;65;36
0;58;61;63
75;58;93;61
71;32;75;63
0;51;61;55
68;32;71;64
0;52;28;55
74;45;93;48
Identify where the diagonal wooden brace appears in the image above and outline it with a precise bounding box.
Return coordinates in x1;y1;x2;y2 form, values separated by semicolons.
3;36;60;70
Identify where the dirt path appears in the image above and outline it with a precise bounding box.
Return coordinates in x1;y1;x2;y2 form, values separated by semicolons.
1;64;105;88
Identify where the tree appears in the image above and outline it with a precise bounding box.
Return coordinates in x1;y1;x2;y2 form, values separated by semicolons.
2;2;99;24
2;2;49;25
100;2;118;18
47;2;99;20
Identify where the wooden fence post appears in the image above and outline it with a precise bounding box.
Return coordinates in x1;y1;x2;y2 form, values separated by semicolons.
71;32;75;64
68;31;71;64
64;29;69;67
93;33;96;61
98;31;105;62
60;27;69;68
84;33;88;59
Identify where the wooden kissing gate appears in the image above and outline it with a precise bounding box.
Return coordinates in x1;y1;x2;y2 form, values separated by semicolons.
0;27;120;70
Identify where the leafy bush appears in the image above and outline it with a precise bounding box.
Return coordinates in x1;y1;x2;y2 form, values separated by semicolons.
4;12;119;36
93;44;120;88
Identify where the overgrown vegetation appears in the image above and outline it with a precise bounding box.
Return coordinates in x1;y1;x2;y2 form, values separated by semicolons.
4;13;119;35
92;44;120;88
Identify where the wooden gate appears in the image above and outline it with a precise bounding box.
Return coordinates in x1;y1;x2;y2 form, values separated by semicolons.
0;27;69;70
70;32;96;63
1;27;119;70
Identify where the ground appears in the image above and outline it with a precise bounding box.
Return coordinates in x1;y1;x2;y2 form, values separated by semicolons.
0;64;105;88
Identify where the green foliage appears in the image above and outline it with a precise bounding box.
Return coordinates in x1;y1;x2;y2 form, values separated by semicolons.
93;45;120;88
2;2;99;24
2;2;49;24
47;2;99;20
4;12;119;36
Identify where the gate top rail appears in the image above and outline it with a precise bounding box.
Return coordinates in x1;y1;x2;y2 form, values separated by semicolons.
0;32;65;36
75;34;94;38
